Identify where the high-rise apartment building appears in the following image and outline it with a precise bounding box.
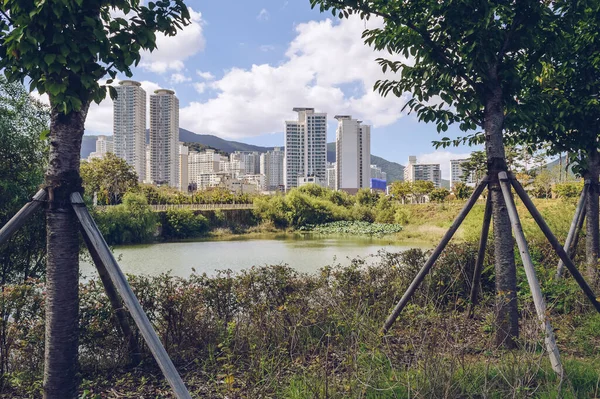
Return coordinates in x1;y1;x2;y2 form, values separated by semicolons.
284;108;327;190
260;147;284;191
188;149;226;185
404;156;441;188
370;164;387;181
179;143;189;192
450;159;474;187
334;115;371;193
87;135;114;160
149;89;179;188
326;162;336;189
113;80;146;181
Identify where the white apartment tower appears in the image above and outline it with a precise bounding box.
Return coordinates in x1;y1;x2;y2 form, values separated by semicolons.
179;143;189;192
404;156;442;188
87;135;114;160
450;159;474;187
284;107;327;190
113;80;146;181
334;115;371;193
149;89;179;188
260;147;285;191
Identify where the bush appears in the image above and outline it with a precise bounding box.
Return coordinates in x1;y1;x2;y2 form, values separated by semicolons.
162;208;209;239
553;182;583;198
94;192;158;245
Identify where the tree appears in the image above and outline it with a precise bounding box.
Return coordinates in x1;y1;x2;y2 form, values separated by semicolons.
0;2;190;397
411;180;434;203
510;1;600;283
459;151;487;185
389;181;412;204
452;182;473;201
81;153;139;205
430;188;450;203
0;77;49;284
310;0;558;347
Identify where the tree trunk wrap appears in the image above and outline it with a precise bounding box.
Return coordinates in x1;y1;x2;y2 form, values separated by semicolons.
584;148;600;285
484;78;519;349
43;103;89;399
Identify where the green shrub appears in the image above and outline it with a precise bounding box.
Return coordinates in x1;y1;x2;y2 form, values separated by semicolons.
94;192;158;245
162;208;209;239
553;181;583;198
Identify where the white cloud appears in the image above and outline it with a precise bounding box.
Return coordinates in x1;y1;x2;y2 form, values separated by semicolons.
256;9;270;21
180;16;410;138
139;8;205;73
196;70;215;80
418;151;472;180
193;82;207;94
85;79;164;134
259;44;275;52
170;73;191;84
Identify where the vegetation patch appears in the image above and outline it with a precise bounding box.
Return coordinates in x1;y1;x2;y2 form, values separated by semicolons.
300;220;403;236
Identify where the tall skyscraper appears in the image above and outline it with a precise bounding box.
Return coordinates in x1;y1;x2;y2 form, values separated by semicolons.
404;156;442;188
149;89;179;188
179;143;189;192
450;159;474;187
284;107;327;190
260;147;285;191
334;115;371;193
113;80;146;181
87;135;113;160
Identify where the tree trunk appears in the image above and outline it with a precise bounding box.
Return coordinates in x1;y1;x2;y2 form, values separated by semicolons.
484;78;519;349
584;148;600;286
43;103;89;399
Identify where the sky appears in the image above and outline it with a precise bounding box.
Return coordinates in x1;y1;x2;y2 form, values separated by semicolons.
81;0;480;179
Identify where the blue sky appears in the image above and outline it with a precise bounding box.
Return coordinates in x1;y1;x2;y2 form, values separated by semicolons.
84;0;479;177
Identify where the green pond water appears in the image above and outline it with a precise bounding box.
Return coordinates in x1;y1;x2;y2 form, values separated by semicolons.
80;234;429;279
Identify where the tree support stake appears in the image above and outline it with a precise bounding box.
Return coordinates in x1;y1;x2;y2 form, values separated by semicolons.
0;189;46;247
498;172;563;376
468;193;492;318
382;177;489;332
510;176;600;314
557;185;588;278
70;193;192;399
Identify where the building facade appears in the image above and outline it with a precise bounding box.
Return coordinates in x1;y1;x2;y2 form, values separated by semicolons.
179;143;189;192
87;135;114;160
326;162;336;189
450;159;474;187
149;89;179;188
370;164;387;181
284;108;327;190
260;147;284;191
404;156;442;188
113;80;146;181
334;115;371;193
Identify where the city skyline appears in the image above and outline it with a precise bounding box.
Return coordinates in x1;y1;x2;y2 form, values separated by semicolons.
60;1;475;178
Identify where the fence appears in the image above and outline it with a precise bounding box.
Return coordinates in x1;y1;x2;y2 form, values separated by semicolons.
96;203;255;212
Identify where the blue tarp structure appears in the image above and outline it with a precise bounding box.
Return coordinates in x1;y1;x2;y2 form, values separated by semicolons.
370;178;387;191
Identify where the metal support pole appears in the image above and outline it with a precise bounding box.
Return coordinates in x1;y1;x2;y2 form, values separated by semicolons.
0;189;46;247
467;194;492;318
70;193;192;399
557;186;588;278
510;176;600;314
499;172;563;376
382;177;489;332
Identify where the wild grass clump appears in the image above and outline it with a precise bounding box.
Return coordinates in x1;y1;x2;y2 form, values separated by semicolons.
1;241;598;397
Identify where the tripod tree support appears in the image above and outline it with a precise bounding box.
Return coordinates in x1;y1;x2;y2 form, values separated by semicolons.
498;172;563;376
510;176;600;314
71;193;192;399
81;230;142;366
382;177;489;332
468;194;493;318
0;189;46;247
557;185;587;279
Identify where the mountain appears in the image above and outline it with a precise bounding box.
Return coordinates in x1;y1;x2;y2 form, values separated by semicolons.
80;128;405;182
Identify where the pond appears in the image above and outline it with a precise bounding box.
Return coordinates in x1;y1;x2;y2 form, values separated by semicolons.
80;234;429;278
